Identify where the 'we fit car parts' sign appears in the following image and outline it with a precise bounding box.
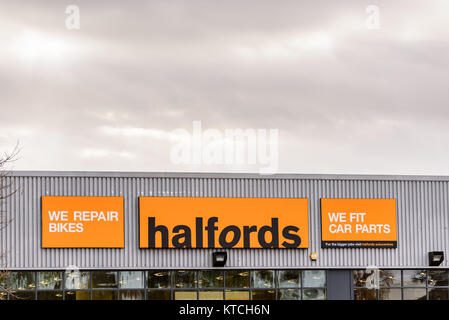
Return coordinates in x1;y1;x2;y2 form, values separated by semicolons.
320;198;397;248
42;196;124;248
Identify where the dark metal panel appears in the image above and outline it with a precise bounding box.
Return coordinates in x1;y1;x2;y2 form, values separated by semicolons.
327;270;353;300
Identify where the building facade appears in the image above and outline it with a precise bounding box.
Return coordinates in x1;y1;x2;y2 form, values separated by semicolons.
1;171;449;300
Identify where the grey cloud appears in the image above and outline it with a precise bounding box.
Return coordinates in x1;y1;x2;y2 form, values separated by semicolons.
0;0;448;174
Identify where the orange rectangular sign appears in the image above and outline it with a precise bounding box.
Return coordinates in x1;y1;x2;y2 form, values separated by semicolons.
42;196;124;248
139;197;309;249
321;198;397;248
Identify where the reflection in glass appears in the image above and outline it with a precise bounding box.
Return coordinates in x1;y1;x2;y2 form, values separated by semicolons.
403;270;426;287
9;272;35;290
277;270;300;288
353;270;377;288
92;290;117;300
37;272;63;290
174;270;196;288
37;291;63;300
65;271;90;289
198;270;223;288
0;271;8;290
429;288;449;300
379;288;402;300
120;290;144;300
278;289;300;300
199;291;224;300
92;271;118;289
65;291;90;300
0;291;8;300
403;288;426;300
119;271;144;289
354;288;377;300
174;291;197;300
428;270;449;287
148;271;171;288
303;270;326;287
225;290;250;300
379;270;401;287
9;291;35;300
225;270;249;288
252;270;274;288
147;290;171;300
303;288;326;300
252;290;275;300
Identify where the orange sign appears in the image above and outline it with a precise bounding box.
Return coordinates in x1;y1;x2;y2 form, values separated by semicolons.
321;199;397;248
42;196;124;248
139;197;309;249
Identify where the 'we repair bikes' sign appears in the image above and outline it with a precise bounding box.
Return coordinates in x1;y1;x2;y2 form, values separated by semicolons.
42;196;124;248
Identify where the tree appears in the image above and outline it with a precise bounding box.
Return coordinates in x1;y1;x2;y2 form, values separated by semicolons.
0;146;20;300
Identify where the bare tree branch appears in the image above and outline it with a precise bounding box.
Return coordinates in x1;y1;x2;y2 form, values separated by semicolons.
0;143;20;299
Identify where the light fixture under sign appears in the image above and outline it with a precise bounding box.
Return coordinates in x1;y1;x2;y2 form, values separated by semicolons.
212;252;227;267
429;251;444;266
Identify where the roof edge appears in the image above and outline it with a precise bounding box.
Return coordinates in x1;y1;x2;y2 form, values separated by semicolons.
5;170;449;182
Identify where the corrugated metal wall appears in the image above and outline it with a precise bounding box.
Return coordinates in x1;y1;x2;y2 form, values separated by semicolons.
1;172;448;270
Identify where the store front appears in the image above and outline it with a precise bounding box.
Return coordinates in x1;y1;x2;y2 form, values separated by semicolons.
0;269;327;300
1;171;448;301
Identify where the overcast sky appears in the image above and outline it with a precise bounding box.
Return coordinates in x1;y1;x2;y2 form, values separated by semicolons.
0;1;448;175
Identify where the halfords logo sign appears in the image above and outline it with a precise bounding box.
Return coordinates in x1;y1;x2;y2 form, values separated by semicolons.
139;197;309;249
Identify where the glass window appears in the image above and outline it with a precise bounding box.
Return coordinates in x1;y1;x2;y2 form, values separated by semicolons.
403;288;426;300
119;271;144;289
225;270;249;288
119;290;144;300
354;288;377;300
198;270;223;288
303;288;326;300
403;270;426;287
65;291;90;300
252;289;275;300
379;288;402;300
199;291;224;300
303;270;326;287
9;272;35;290
147;290;171;300
225;290;250;300
251;270;274;288
92;271;118;289
92;290;117;300
354;269;449;300
0;271;9;290
65;271;90;290
174;270;196;289
429;288;449;300
277;270;300;288
174;291;197;300
353;269;377;288
37;272;63;290
379;270;401;287
148;271;171;288
278;288;300;300
428;270;449;287
37;291;63;300
9;291;35;300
